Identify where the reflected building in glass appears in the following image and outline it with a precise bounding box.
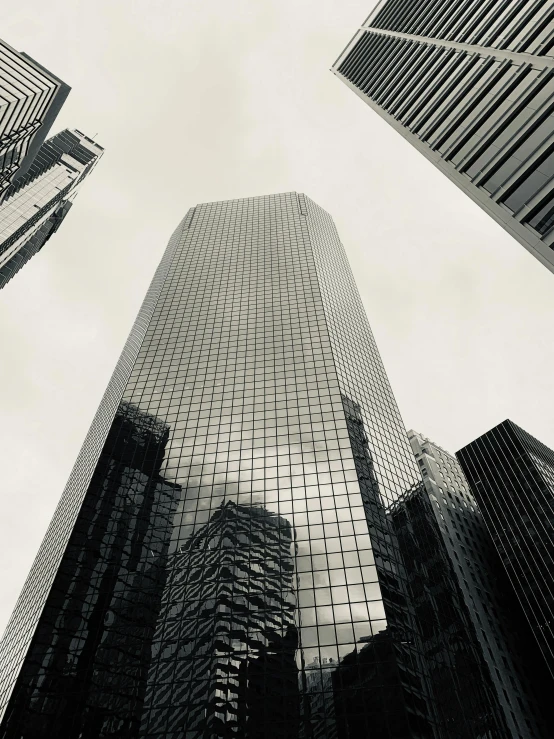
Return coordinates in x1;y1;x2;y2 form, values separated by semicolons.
0;192;502;737
0;128;103;289
405;430;548;739
457;420;554;685
332;0;554;273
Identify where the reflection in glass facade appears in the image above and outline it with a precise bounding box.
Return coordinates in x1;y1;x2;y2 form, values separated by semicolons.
0;38;70;198
457;420;554;687
407;430;548;739
332;0;554;273
0;128;103;289
0;192;505;736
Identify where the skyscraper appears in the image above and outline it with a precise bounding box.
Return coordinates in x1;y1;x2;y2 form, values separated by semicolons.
457;420;554;683
407;430;547;738
0;38;70;197
332;1;554;273
0;128;103;289
0;192;497;737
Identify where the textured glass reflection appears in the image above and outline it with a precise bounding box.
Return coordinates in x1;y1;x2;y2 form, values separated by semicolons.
0;192;480;737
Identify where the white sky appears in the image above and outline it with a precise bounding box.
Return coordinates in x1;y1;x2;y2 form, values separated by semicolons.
0;0;553;636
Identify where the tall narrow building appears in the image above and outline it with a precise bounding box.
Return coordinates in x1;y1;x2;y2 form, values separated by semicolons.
457;420;554;683
406;430;548;738
332;1;554;273
0;193;506;737
0;39;70;197
0;128;103;289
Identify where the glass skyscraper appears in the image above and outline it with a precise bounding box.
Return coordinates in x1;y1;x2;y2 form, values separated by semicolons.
332;0;554;274
0;38;70;198
457;420;554;685
0;128;103;289
0;192;501;737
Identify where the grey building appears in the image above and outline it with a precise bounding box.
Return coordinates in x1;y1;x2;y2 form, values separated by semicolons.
457;420;554;684
0;128;103;289
408;430;548;738
0;39;70;198
332;0;554;273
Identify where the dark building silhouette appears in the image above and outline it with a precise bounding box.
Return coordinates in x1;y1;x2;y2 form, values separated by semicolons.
0;128;103;289
0;38;70;198
333;0;554;273
0;402;181;738
457;420;554;686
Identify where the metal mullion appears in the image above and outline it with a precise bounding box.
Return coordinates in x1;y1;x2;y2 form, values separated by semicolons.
445;60;526;163
404;0;439;36
338;31;374;79
477;0;521;48
460;66;548;177
367;38;417;106
428;0;475;40
468;0;516;46
333;27;367;70
415;0;455;38
377;42;427;111
373;0;413;32
342;34;381;85
499;0;547;51
425;56;490;145
457;0;503;44
349;34;390;89
485;0;530;49
492;130;554;204
356;35;397;92
515;4;554;54
472;0;517;47
385;44;439;116
393;47;456;124
346;32;387;84
409;52;473;135
446;0;487;43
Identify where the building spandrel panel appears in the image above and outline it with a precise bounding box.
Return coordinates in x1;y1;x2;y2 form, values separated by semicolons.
332;0;554;274
0;192;508;737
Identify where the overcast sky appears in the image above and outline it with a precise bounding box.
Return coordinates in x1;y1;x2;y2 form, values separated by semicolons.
0;0;553;635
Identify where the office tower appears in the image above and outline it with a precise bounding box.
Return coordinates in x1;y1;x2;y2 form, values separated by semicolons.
407;430;547;738
0;39;70;197
457;420;554;683
332;1;554;273
0;192;493;738
0;128;103;290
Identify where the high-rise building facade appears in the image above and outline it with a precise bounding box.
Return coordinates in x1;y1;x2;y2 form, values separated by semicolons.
407;430;548;738
457;420;554;683
0;192;429;738
0;128;103;289
332;1;554;273
0;39;70;198
0;192;506;737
